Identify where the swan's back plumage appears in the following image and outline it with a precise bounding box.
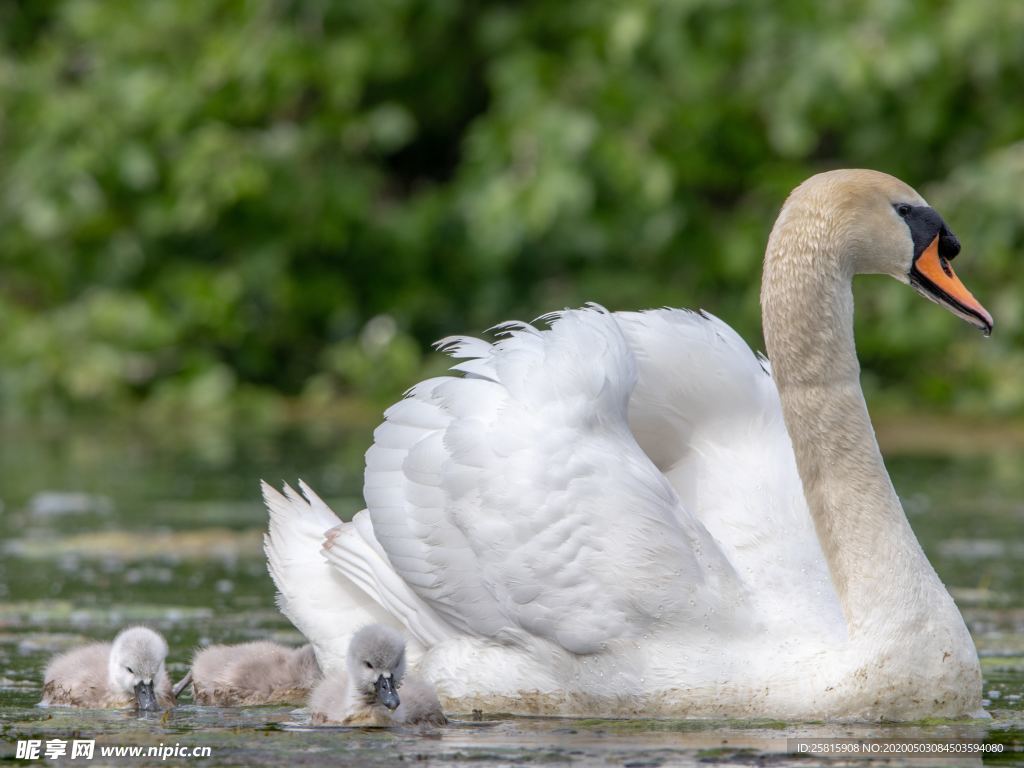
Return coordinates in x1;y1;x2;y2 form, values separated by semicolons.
617;309;842;634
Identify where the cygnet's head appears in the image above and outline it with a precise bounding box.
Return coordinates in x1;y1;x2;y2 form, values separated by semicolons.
347;625;406;711
107;627;168;711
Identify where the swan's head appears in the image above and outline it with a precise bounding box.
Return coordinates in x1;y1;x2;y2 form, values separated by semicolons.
779;169;993;335
347;624;406;711
107;626;168;711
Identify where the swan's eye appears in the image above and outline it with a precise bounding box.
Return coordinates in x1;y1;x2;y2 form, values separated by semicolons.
895;203;912;217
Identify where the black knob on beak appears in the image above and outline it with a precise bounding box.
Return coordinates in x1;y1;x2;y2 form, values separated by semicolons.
938;227;961;260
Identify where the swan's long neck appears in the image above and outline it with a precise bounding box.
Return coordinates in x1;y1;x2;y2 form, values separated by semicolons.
760;201;953;637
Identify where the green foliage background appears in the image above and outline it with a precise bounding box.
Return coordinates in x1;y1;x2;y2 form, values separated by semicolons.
1;0;1022;424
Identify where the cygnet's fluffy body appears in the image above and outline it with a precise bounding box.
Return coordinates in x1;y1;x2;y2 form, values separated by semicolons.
190;641;320;705
40;627;174;710
308;625;446;726
391;677;448;727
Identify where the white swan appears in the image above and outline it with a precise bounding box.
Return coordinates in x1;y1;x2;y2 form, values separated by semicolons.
40;627;174;710
185;641;320;705
264;170;992;720
308;624;447;726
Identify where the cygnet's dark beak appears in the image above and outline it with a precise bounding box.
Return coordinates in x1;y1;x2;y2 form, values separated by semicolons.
375;674;400;711
135;680;159;711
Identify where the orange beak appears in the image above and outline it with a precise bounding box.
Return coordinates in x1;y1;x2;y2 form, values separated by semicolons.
910;236;993;336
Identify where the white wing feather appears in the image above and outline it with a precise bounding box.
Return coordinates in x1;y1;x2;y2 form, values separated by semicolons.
363;307;749;654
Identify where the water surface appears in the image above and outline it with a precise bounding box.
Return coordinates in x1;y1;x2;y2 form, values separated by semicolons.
0;422;1021;766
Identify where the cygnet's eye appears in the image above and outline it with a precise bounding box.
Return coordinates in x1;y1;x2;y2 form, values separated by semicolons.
126;667;134;674
364;661;373;669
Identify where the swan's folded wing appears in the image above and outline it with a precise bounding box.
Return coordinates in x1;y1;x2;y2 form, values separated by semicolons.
614;309;842;633
262;482;402;674
364;307;746;654
614;308;779;468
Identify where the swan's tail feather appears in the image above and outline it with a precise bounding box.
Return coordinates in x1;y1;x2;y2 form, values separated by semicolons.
262;480;338;622
261;481;402;674
321;510;454;648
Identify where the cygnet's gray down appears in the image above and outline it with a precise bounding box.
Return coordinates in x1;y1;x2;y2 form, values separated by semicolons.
40;626;174;710
187;641;320;705
308;624;446;726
